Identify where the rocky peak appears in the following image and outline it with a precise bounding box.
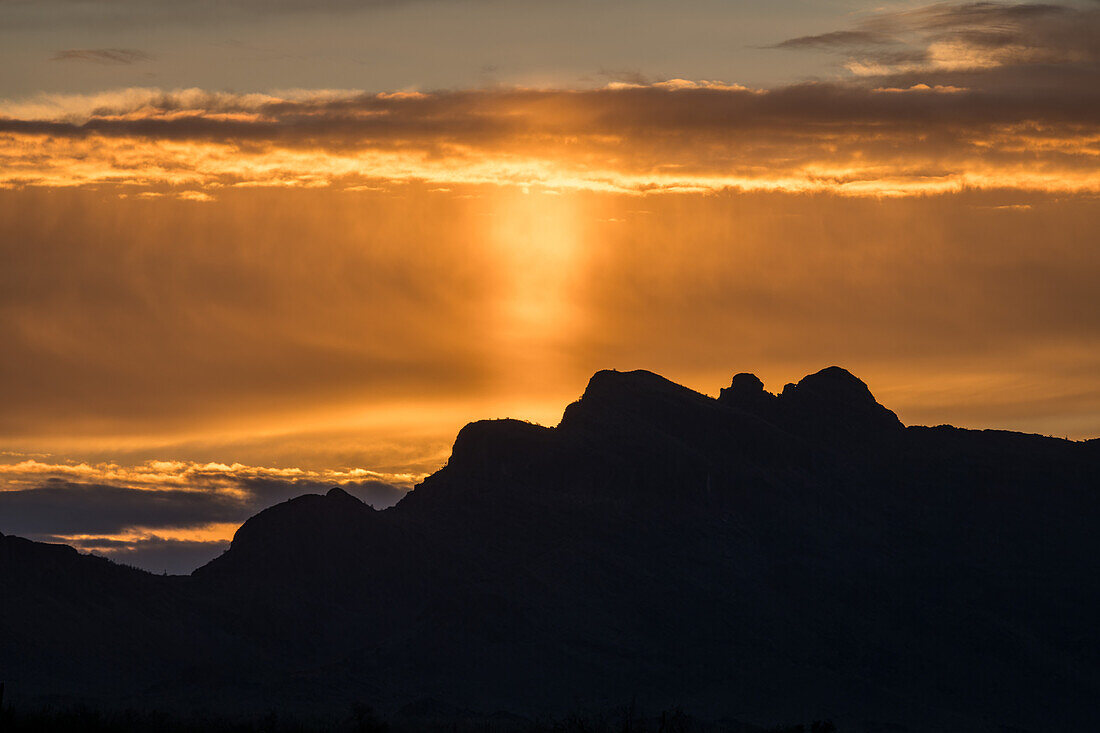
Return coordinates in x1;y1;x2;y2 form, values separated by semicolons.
325;485;361;504
718;372;777;412
444;418;555;477
580;369;695;402
779;366;902;434
192;487;376;579
559;369;714;429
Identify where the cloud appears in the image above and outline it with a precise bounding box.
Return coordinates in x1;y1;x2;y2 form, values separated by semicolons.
774;1;1100;82
771;30;899;49
176;190;214;202
0;72;1097;196
31;533;231;575
0;458;417;531
0;476;407;535
4;4;1100;200
0;480;245;536
65;537;230;576
0;458;421;495
0;459;416;571
51;49;153;65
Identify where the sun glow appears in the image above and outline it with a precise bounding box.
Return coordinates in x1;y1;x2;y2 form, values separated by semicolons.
488;189;589;399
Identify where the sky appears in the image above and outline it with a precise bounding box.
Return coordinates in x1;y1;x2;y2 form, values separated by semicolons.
1;0;1099;573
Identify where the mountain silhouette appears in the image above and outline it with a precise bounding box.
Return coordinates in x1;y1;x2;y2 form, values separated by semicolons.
2;367;1099;732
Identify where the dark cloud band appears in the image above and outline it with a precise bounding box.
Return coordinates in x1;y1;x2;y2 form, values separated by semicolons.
51;49;152;65
0;476;407;537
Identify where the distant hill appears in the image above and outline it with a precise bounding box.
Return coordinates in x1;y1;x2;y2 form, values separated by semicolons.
3;367;1099;732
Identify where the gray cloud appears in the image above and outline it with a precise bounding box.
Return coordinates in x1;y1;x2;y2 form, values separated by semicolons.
590;68;654;85
51;48;152;65
2;81;1098;146
43;535;230;575
0;477;406;537
873;2;1073;32
0;474;409;574
771;30;899;49
234;477;408;509
774;1;1100;85
0;480;243;536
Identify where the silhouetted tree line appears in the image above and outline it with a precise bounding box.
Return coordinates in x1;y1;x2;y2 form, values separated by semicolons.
0;700;837;733
765;723;837;733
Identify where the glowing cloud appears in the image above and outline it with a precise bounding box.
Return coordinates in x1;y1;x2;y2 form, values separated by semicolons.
1;75;1096;196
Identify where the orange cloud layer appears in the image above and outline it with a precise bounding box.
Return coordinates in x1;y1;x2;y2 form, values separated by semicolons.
1;82;1097;196
0;457;422;569
0;458;423;493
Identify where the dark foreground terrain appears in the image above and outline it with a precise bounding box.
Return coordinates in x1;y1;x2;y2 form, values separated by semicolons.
0;701;836;733
3;368;1098;732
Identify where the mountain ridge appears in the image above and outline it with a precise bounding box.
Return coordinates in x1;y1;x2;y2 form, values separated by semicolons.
2;366;1098;732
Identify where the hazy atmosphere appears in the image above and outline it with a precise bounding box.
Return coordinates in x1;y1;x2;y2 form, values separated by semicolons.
2;0;1099;574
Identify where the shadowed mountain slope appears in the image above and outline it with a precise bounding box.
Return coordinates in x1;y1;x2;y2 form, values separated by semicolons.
3;367;1099;732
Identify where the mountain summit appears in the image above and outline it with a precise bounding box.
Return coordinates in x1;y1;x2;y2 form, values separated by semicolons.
2;367;1098;732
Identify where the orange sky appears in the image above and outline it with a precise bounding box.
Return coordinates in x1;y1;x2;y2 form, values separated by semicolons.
1;0;1098;572
3;185;1097;452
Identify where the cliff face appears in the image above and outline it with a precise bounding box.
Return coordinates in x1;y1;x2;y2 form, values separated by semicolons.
3;367;1099;732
